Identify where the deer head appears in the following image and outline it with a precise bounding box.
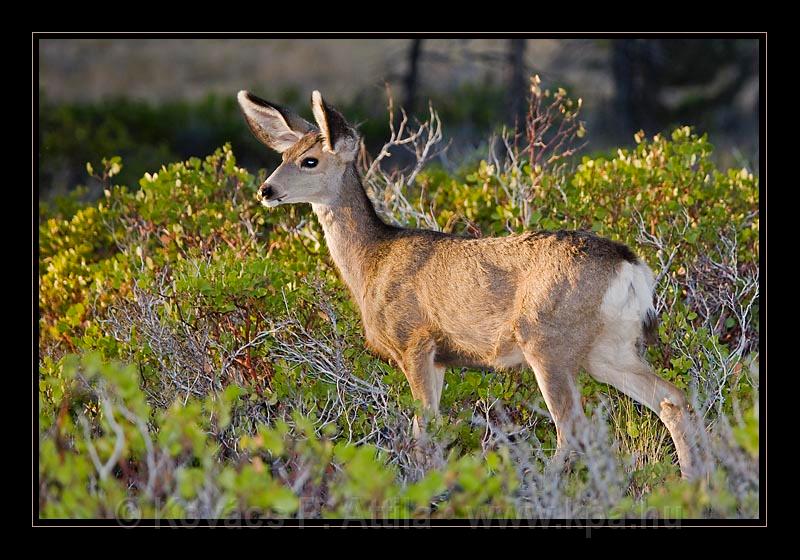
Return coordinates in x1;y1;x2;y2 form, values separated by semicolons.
237;90;359;207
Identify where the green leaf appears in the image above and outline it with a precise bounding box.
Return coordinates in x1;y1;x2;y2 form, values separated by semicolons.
65;302;85;327
269;486;299;515
259;426;285;457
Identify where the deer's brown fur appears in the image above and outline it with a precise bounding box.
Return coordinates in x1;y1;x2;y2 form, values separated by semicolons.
237;89;698;479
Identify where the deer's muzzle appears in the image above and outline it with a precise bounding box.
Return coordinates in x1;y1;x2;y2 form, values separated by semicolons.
259;183;274;199
258;182;286;207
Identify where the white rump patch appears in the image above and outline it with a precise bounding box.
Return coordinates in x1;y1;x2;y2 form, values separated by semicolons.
600;261;656;325
588;260;657;380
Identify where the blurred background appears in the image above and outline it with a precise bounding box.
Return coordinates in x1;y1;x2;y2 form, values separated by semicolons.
38;37;760;199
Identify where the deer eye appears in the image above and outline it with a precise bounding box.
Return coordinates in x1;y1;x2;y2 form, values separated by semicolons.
301;157;318;169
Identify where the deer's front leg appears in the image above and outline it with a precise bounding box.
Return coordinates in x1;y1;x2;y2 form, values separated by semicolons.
400;332;445;438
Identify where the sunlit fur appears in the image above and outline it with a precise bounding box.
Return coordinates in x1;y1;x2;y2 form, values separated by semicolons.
237;89;697;478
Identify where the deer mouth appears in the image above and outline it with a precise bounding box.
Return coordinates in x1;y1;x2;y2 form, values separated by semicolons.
262;194;287;208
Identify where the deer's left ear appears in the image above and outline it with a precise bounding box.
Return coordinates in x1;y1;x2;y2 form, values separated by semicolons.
237;90;316;153
311;90;359;161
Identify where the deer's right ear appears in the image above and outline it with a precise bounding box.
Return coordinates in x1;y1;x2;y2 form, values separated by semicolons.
311;90;359;161
237;90;316;153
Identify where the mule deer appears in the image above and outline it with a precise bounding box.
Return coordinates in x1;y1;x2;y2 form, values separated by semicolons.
237;89;697;479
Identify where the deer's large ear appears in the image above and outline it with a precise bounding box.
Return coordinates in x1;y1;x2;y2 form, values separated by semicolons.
311;90;359;161
237;90;316;153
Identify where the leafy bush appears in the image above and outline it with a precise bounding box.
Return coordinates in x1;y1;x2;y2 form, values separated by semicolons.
38;110;759;520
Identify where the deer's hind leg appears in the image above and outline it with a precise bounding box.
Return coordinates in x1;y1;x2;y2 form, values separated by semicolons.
517;336;588;469
585;323;697;479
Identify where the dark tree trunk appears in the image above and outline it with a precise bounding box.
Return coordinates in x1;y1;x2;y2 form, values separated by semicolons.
403;38;423;114
611;39;636;139
507;38;527;127
612;39;662;138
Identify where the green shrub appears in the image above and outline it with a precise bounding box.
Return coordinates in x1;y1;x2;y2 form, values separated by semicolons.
38;126;759;520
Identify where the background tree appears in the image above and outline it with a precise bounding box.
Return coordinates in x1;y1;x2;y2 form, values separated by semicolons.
507;38;527;126
612;39;758;139
403;39;424;115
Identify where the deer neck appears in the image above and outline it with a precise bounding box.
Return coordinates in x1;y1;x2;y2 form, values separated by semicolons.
312;165;388;305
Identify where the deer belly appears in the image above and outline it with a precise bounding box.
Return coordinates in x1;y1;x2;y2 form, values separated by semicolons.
492;345;526;369
433;327;525;370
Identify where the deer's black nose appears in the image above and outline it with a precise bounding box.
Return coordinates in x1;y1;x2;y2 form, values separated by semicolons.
259;183;274;199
